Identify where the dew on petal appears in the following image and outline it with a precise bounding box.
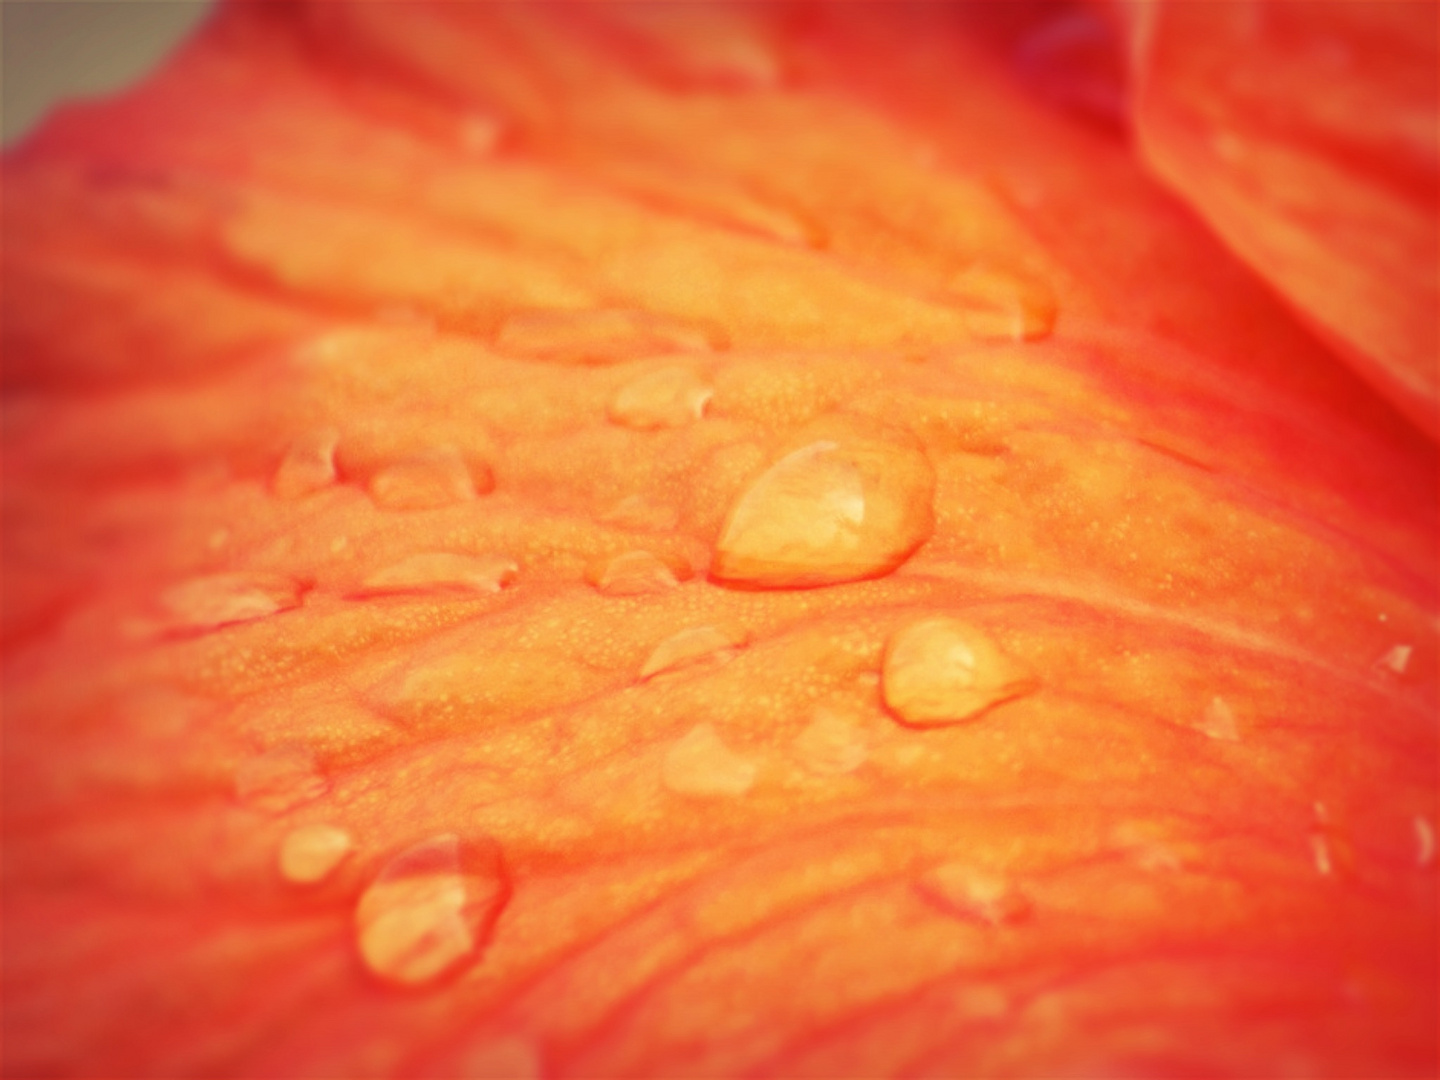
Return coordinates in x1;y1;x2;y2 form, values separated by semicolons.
711;426;935;589
159;572;303;632
882;616;1037;726
917;863;1031;925
640;624;742;680
1198;695;1240;741
950;263;1057;342
1311;833;1334;877
662;723;757;798
357;553;518;597
608;366;713;429
792;705;869;775
1416;816;1435;869
1378;644;1412;675
588;550;681;596
355;834;509;988
278;823;354;884
369;446;490;510
273;427;340;499
235;746;329;814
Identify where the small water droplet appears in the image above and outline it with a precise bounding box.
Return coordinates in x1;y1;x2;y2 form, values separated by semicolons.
917;863;1031;925
458;114;504;155
793;705;868;775
1415;816;1435;869
882;616;1037;726
599;495;680;532
207;528;231;551
369;446;491;510
711;425;935;589
159;572;303;632
235;746;329;814
274;427;340;499
588;550;681;596
640;624;741;680
1198;696;1240;741
662;723;757;798
608;366;713;429
279;823;354;884
355;834;509;989
495;308;712;365
1310;833;1334;877
1378;644;1412;675
358;553;518;597
330;535;351;555
457;1036;542;1080
950;264;1056;342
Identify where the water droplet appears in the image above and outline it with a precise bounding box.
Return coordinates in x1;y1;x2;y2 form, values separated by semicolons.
1310;833;1334;877
662;723;757;798
882;616;1037;726
207;528;230;551
159;572;303;632
495;308;713;365
234;746;329;814
608;366;713;429
640;624;741;680
950;264;1056;342
279;823;354;884
355;834;509;989
369;446;491;511
711;425;935;589
274;427;340;499
587;550;681;596
358;553;518;597
457;1036;542;1080
1198;696;1240;741
792;705;868;775
1416;816;1435;869
1378;644;1412;675
458;114;504;155
599;495;680;532
917;863;1031;925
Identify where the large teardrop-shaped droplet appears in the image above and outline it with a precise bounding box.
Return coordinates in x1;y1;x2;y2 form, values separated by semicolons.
711;420;935;589
882;616;1037;726
354;834;509;989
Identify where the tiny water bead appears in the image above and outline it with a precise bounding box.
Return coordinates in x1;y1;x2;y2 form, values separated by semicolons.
357;553;518;596
640;624;742;680
273;427;340;499
608;366;713;429
234;746;329;814
369;446;491;510
949;264;1057;342
662;723;757;798
711;424;935;589
882;616;1038;726
495;307;714;365
159;572;304;632
1378;644;1412;675
916;863;1032;926
354;834;510;989
792;705;869;775
1416;816;1435;869
588;550;682;596
278;823;354;884
1199;696;1240;741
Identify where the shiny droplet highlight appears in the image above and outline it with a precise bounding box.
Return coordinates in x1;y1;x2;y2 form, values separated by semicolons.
355;834;509;988
793;705;868;775
1416;816;1435;869
588;550;681;596
370;446;490;510
917;863;1031;925
1199;696;1240;741
358;553;518;597
1379;644;1412;675
160;572;303;632
273;427;339;499
882;616;1037;726
662;723;757;798
640;624;742;680
609;366;712;429
279;823;354;884
711;424;935;589
951;264;1057;342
